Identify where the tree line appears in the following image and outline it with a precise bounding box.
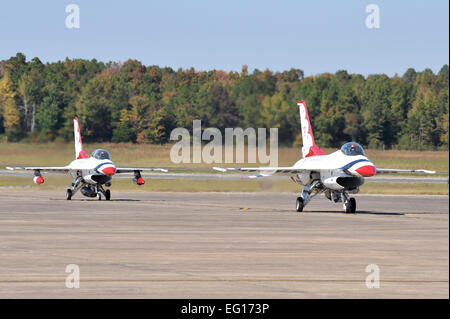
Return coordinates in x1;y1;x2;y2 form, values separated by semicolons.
0;53;448;150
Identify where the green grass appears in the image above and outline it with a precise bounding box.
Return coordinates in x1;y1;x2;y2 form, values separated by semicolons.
0;142;448;194
0;143;448;171
0;176;447;195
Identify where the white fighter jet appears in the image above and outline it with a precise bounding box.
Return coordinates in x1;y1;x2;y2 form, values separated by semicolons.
214;101;435;213
7;118;168;200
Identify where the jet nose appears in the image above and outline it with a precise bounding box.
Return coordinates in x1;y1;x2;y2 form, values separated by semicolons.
355;164;376;177
101;165;116;176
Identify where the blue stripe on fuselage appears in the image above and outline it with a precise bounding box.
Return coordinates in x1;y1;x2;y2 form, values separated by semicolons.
94;161;114;173
340;159;370;170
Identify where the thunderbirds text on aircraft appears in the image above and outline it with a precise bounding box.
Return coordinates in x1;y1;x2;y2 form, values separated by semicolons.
214;101;435;213
7;118;168;200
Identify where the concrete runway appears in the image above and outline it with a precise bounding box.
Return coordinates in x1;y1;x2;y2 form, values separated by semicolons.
0;190;448;298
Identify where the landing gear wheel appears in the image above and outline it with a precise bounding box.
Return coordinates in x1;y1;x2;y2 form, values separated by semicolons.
66;189;72;200
105;189;111;201
97;193;102;201
296;197;304;212
344;197;356;213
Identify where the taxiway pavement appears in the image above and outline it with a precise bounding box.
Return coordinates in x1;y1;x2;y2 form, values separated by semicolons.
0;191;448;298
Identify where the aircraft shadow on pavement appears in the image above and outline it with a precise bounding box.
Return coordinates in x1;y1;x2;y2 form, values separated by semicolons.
356;210;405;216
302;210;405;216
255;208;405;216
52;198;141;202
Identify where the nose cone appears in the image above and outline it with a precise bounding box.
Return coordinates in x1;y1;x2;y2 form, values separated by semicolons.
101;165;116;176
345;160;376;177
355;164;375;177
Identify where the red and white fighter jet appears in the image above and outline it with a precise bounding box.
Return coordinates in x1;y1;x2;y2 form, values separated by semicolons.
7;118;168;200
214;101;435;213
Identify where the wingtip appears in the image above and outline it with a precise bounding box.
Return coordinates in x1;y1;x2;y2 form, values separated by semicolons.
213;167;227;172
415;169;436;174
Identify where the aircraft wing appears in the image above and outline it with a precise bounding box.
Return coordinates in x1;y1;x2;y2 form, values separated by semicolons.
375;168;436;174
115;167;168;174
6;166;71;173
214;166;437;178
213;166;312;178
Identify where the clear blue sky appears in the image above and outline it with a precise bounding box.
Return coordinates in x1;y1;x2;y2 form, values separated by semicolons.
0;0;448;76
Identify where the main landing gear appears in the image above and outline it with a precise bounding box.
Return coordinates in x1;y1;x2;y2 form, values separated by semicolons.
296;183;357;214
65;177;111;201
296;197;304;212
66;176;82;200
296;181;320;212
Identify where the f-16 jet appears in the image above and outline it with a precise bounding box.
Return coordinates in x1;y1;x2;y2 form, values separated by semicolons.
214;101;435;213
7;118;168;200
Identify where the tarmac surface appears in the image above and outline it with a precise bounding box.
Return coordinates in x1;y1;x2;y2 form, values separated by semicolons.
0;190;448;298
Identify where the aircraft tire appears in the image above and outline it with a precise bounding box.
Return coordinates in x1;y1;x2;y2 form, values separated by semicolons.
296;197;304;212
350;197;356;213
105;189;111;201
97;193;102;201
345;197;356;213
66;189;72;200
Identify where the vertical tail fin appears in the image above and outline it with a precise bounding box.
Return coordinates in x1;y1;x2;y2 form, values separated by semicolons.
74;117;89;159
297;101;325;158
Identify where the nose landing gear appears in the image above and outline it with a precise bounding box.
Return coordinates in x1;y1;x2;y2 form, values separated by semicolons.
342;192;356;213
96;184;111;201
